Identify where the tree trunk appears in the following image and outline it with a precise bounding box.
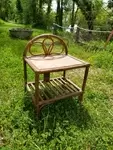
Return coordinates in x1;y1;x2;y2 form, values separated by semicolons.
85;14;94;40
31;0;37;23
85;13;94;34
56;0;63;29
73;0;95;34
59;0;63;27
56;0;60;25
47;0;52;15
39;0;43;9
71;1;75;32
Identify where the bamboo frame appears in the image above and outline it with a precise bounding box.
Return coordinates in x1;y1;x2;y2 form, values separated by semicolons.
23;34;90;114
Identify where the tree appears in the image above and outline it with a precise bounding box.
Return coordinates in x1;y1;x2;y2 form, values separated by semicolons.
56;0;60;25
56;0;68;27
16;0;23;23
46;0;52;15
60;0;64;26
16;0;23;13
108;0;113;8
71;0;77;31
0;0;11;21
45;0;55;29
73;0;103;33
107;0;113;29
30;0;37;23
21;0;37;24
73;0;95;31
39;0;43;9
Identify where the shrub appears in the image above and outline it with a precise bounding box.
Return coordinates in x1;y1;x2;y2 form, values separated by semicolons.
0;19;5;25
88;51;113;69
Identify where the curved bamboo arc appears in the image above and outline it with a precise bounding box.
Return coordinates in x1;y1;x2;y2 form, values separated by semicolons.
23;34;68;57
42;37;54;55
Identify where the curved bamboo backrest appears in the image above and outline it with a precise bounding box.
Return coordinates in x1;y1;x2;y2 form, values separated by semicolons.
23;34;68;57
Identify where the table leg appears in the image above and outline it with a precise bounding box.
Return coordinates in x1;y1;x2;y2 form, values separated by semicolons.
35;72;40;114
44;73;50;82
63;70;66;79
79;66;90;102
23;60;27;92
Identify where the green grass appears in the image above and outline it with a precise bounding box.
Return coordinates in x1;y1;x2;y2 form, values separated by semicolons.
0;22;113;150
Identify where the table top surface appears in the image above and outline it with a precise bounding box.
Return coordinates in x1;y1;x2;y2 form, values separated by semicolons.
25;54;90;73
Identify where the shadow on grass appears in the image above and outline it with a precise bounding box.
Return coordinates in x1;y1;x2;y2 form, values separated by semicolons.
23;94;92;133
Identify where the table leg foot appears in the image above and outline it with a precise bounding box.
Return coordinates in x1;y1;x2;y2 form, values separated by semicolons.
78;94;83;102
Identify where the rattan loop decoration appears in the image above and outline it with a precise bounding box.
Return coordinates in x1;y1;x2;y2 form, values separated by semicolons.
42;37;54;55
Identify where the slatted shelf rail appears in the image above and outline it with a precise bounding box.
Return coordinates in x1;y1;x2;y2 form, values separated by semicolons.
27;77;82;104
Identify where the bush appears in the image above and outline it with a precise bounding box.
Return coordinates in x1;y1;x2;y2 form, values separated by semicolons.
0;19;5;25
88;51;113;69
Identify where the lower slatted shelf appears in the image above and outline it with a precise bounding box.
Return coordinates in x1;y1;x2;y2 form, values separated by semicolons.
27;77;82;104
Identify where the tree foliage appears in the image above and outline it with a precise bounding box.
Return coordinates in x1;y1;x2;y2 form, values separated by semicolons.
73;0;103;30
0;0;109;31
16;0;23;13
73;0;94;30
0;0;11;20
108;0;113;8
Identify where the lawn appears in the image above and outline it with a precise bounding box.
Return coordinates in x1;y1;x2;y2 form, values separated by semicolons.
0;22;113;150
